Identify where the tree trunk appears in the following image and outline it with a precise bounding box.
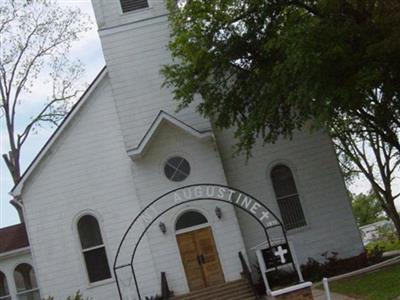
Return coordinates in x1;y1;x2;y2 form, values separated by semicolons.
2;150;24;222
392;217;400;240
386;199;400;239
2;149;21;184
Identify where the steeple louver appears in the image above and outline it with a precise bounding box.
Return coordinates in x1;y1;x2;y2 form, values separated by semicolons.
120;0;148;12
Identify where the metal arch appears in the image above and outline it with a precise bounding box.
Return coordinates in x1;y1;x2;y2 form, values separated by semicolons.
113;183;292;300
129;198;279;266
116;198;277;300
113;184;284;267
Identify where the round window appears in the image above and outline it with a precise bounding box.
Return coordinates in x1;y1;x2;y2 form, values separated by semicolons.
164;156;191;182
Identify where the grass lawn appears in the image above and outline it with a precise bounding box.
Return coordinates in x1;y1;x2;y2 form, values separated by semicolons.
328;264;400;300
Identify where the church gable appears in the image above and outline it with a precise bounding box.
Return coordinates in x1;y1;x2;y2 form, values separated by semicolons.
11;68;111;197
127;111;213;160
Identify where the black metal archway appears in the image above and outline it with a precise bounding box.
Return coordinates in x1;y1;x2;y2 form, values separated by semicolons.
113;184;292;300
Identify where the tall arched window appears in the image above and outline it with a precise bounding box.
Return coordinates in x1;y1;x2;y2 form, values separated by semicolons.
77;215;111;283
0;271;10;300
271;164;306;230
14;263;40;300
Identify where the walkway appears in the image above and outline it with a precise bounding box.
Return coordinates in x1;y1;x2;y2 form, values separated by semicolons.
312;288;359;300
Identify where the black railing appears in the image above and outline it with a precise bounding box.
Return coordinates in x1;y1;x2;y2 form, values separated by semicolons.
161;272;171;300
239;252;260;300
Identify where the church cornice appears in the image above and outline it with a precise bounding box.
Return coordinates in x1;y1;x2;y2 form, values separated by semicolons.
98;13;169;35
10;67;108;197
127;110;213;160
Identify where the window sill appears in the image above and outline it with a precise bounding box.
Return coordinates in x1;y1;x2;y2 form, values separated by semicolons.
87;278;115;289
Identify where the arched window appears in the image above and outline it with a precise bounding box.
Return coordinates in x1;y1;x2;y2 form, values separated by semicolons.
77;215;111;283
271;164;306;230
14;263;40;300
0;271;10;300
176;211;208;231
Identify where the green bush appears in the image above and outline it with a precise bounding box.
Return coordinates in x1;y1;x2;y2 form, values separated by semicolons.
44;291;91;300
366;239;400;254
365;225;400;259
253;251;369;291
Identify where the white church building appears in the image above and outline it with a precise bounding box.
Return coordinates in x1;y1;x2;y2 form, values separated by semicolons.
0;0;363;299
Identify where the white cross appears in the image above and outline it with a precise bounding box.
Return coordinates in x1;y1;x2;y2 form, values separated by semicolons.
274;246;288;264
260;211;270;221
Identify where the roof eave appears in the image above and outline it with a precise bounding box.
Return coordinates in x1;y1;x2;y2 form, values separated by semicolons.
127;110;213;161
0;246;30;260
10;67;108;197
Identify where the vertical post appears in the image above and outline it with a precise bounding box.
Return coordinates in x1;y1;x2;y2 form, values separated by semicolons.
288;240;304;282
161;272;170;299
130;264;141;300
323;277;331;300
256;249;271;296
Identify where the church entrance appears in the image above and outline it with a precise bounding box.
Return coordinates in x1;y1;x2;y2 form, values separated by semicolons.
175;211;225;291
114;184;290;300
177;227;225;291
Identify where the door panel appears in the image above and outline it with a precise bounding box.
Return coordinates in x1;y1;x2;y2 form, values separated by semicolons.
176;232;206;291
177;227;225;292
194;227;225;287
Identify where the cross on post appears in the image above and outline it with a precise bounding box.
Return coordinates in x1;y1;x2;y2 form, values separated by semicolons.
274;245;288;264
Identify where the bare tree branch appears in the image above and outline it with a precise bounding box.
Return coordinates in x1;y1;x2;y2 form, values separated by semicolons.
332;113;400;237
0;0;91;221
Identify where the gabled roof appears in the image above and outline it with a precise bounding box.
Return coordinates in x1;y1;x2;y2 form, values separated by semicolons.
127;110;213;160
0;223;29;254
11;67;107;197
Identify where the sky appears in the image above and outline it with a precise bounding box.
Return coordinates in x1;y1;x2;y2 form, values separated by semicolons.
0;0;105;227
0;0;398;228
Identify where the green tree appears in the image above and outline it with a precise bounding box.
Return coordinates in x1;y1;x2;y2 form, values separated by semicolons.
162;0;400;154
351;192;385;227
333;116;400;237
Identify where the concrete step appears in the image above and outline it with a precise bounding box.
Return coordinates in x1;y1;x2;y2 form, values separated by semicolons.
172;279;257;300
172;279;248;299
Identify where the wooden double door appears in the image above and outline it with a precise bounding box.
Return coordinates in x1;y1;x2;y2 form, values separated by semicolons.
176;227;225;291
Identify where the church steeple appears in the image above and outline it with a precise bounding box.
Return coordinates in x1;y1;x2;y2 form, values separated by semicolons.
90;0;210;152
91;0;169;32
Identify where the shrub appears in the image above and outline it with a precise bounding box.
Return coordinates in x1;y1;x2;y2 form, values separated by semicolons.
253;251;370;293
44;291;90;300
365;239;400;255
302;251;369;281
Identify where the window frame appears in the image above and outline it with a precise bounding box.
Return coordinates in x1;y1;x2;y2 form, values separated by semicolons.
13;263;40;300
175;210;209;233
0;270;10;300
269;162;307;231
15;288;40;300
174;208;211;235
75;213;113;286
164;156;191;182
